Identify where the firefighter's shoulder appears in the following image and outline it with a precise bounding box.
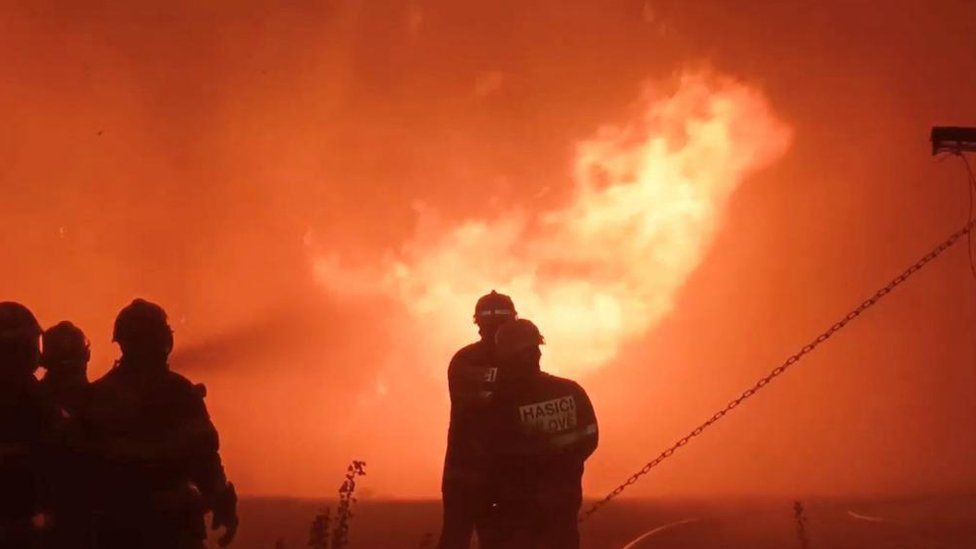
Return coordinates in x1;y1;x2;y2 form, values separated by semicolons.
89;366;122;388
161;371;207;399
449;340;487;368
537;372;586;395
86;368;130;404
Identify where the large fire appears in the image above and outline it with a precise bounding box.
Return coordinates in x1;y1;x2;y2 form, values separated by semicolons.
313;71;792;379
6;2;975;511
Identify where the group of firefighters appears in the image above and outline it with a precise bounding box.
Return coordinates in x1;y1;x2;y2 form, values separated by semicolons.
438;291;599;549
1;290;596;548
0;299;238;548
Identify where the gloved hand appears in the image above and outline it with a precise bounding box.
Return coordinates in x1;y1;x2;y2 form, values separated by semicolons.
211;482;238;547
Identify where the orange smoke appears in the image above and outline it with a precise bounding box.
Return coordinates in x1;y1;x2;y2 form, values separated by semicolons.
313;71;792;378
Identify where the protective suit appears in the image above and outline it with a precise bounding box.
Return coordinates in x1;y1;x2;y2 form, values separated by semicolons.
39;320;93;548
80;299;237;549
0;302;51;548
439;291;517;549
481;319;598;549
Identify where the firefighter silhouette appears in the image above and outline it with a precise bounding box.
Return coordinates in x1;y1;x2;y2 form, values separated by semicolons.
38;320;94;548
439;291;518;549
80;299;237;548
0;302;52;548
481;319;598;549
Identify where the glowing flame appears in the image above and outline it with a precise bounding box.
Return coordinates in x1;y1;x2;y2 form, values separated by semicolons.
314;71;792;378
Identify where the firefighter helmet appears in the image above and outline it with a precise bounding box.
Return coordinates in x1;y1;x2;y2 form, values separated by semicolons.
0;301;42;374
40;321;90;370
474;290;517;323
112;298;174;357
0;302;41;342
494;318;544;357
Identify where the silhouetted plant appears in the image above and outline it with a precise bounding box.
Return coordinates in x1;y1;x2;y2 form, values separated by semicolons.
308;507;331;549
331;460;367;549
793;500;810;549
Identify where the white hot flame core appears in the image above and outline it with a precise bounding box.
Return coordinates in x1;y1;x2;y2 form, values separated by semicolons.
315;71;792;378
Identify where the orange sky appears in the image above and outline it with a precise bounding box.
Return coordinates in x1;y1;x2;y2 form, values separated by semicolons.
2;1;975;500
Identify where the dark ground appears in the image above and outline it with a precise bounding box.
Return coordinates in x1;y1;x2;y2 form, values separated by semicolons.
216;494;976;548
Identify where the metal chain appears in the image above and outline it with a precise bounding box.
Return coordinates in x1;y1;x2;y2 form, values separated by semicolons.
579;219;976;523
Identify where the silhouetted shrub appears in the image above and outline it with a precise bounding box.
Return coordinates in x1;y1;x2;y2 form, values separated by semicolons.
331;461;366;549
308;507;331;549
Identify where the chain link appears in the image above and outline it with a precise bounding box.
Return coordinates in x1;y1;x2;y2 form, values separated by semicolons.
579;220;976;523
